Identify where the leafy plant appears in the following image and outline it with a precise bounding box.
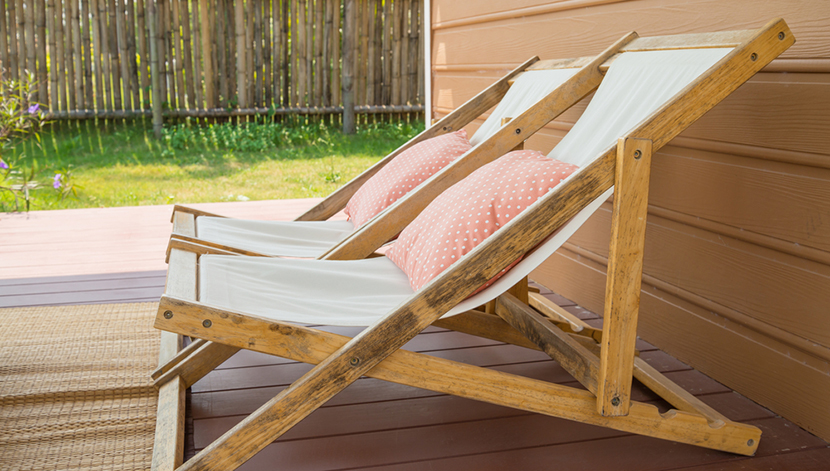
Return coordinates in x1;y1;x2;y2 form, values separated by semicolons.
0;70;66;212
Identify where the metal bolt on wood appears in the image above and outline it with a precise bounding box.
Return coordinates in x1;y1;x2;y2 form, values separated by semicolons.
350;357;361;366
750;53;758;61
202;319;212;328
163;311;173;319
634;150;642;159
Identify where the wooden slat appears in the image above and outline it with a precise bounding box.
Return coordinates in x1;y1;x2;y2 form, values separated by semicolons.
171;0;185;109
90;0;104;109
98;0;112;109
46;0;57;109
1;0;13;83
107;0;122;110
391;0;401;105
597;137;653;416
304;0;312;107
23;0;35;89
321;0;331;106
151;241;194;471
313;0;323;107
136;0;149;108
380;0;390;104
341;0;354;131
621;29;759;52
495;293;600;394
632;356;728;426
190;0;202;108
233;0;245;107
125;0;139;109
79;0;91;107
14;0;24;83
262;0;271;106
251;0;261;106
70;0;83;108
115;0;132;110
181;0;196;109
528;292;606;345
365;0;376;106
331;0;340;106
215;0;226;108
408;0;419;104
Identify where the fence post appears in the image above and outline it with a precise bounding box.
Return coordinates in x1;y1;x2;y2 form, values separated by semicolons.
342;0;355;134
148;0;163;138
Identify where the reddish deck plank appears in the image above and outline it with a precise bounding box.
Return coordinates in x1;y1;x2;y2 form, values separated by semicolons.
0;198;329;279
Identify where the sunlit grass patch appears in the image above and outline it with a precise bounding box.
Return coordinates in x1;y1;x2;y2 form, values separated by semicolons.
1;118;422;211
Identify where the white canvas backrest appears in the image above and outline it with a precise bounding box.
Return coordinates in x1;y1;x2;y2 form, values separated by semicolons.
469;68;579;146
450;47;732;314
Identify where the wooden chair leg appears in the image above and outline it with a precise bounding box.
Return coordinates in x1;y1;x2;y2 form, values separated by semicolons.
597;136;653;416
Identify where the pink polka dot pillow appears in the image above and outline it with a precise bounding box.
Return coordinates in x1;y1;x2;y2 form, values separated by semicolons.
386;150;579;291
344;130;472;228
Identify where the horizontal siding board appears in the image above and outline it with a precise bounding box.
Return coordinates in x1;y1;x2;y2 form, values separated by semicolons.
432;0;830;66
680;78;830;157
433;0;566;24
559;205;830;347
649;148;830;252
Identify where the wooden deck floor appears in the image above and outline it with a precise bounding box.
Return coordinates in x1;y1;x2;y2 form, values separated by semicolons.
2;200;828;470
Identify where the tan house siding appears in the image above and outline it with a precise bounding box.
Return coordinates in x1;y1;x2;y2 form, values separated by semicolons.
430;0;830;440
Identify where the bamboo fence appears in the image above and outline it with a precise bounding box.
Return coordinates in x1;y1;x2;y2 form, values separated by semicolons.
0;0;424;123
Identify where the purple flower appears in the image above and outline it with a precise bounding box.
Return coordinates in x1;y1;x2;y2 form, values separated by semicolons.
0;160;8;170
28;103;40;114
53;173;62;189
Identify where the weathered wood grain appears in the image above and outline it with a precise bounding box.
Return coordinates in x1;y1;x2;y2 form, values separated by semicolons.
597;137;653;416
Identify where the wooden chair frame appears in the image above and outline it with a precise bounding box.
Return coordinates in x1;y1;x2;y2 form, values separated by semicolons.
151;19;794;471
153;36;638;420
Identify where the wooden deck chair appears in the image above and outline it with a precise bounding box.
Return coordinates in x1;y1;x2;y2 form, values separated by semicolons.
151;19;794;471
166;35;636;260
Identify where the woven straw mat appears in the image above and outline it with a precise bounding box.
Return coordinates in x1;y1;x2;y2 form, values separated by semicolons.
0;303;161;471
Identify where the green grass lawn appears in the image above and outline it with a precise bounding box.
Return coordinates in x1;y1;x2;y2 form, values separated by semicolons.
0;118;423;212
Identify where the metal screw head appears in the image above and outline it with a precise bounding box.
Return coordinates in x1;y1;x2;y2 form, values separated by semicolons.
750;53;758;62
633;150;642;160
611;396;621;407
778;32;785;40
163;310;173;319
515;128;521;135
349;357;361;367
747;439;754;447
202;319;212;328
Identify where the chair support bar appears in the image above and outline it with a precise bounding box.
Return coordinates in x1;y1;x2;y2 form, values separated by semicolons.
155;295;761;458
